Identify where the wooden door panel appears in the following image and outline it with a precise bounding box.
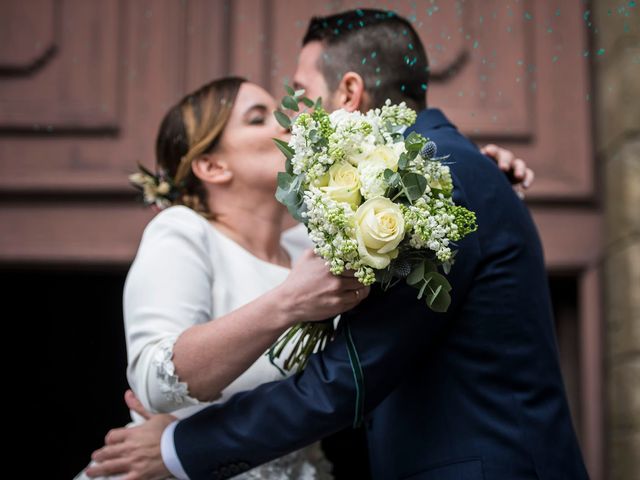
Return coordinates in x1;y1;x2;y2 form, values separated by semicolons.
0;0;120;130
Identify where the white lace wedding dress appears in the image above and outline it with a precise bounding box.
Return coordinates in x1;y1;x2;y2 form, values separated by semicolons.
75;207;332;480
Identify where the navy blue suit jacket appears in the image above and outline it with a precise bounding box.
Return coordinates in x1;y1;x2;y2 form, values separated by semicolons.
173;109;588;480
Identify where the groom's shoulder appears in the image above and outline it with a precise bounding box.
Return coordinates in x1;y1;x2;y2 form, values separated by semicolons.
410;110;509;196
410;108;496;172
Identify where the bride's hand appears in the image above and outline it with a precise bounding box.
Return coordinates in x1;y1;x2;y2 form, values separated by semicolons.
480;144;534;198
125;389;151;419
277;249;370;324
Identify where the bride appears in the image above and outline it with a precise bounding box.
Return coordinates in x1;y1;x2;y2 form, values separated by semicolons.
79;76;533;480
76;76;369;480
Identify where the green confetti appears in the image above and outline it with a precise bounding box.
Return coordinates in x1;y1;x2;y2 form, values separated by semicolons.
597;48;606;55
552;55;559;63
524;12;533;20
473;40;479;48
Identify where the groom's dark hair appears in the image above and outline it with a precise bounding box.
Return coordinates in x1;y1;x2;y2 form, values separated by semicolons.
303;9;429;111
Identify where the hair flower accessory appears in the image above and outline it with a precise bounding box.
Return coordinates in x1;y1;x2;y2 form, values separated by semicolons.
129;163;181;210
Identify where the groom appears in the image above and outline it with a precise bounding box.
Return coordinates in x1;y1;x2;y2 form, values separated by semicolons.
89;9;587;480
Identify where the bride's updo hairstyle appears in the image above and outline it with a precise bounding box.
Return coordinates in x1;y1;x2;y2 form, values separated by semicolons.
155;76;246;218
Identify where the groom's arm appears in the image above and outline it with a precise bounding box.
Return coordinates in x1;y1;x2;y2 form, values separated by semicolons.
172;246;477;480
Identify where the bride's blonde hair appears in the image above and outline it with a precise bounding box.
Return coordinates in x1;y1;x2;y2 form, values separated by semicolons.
154;77;246;218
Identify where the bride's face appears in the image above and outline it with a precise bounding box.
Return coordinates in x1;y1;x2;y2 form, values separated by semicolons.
214;82;290;193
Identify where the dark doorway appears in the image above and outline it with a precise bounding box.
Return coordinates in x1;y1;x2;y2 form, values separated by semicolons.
4;267;131;479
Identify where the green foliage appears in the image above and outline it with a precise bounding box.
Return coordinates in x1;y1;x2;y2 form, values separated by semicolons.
275;172;305;222
407;259;452;312
274;110;292;129
281;96;299;112
401;172;428;202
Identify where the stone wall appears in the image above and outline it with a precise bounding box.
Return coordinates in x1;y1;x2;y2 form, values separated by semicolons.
594;2;640;479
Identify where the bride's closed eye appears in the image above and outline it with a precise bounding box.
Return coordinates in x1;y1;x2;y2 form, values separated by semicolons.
248;115;266;125
243;104;269;126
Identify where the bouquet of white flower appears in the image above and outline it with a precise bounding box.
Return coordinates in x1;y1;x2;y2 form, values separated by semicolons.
269;87;477;374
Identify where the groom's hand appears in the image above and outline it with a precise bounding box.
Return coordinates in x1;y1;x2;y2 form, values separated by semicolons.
86;413;176;480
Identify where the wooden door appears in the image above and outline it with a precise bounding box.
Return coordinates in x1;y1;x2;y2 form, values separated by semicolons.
0;1;603;477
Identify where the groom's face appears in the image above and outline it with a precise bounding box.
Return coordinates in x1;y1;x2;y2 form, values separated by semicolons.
293;41;336;112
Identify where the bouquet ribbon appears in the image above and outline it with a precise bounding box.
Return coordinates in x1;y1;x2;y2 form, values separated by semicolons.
345;319;365;428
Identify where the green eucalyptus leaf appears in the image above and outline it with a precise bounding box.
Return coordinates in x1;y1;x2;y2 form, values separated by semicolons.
427;288;451;312
423;272;452;312
285;85;295;96
294;89;306;98
406;261;425;285
401;172;428;201
301;97;315;108
282;96;299;112
423;259;437;275
404;131;425;154
273;138;294;160
398;152;410;170
274;110;292;129
314;97;323;109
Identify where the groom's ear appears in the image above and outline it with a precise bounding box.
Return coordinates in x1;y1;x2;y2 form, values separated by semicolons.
191;154;233;185
335;71;369;112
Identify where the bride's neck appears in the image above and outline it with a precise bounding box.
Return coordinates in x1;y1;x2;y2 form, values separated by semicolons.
211;203;288;266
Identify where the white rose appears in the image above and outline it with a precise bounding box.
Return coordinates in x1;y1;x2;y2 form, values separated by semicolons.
364;145;400;171
354;197;405;269
347;143;375;166
320;162;362;208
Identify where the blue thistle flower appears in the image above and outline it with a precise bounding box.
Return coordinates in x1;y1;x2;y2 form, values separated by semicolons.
420;140;437;159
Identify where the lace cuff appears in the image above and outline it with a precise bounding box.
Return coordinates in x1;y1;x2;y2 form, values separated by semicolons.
153;340;201;406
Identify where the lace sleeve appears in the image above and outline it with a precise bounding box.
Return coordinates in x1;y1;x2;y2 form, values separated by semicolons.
153;339;202;407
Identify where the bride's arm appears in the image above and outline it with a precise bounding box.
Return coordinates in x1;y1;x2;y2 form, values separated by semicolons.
125;207;365;412
170;249;364;403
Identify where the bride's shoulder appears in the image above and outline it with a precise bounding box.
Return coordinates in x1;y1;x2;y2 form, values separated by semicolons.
142;205;210;244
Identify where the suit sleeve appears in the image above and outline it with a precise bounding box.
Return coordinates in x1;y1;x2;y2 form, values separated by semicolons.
172;177;479;480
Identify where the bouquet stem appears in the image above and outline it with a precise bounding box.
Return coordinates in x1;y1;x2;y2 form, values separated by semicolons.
268;319;335;374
